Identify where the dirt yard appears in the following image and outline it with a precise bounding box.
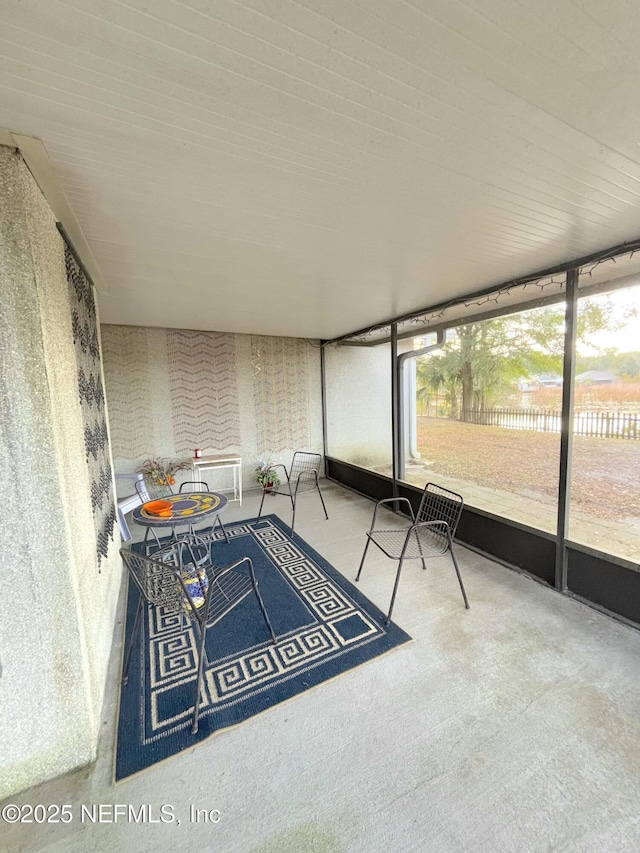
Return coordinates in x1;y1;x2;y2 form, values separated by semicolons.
416;417;640;522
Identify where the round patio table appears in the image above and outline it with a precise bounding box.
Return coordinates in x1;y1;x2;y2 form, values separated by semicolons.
132;491;228;537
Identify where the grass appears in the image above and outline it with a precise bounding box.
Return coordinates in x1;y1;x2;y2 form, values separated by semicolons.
416;417;640;522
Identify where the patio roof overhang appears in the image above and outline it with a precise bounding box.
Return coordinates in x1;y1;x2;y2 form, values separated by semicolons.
2;1;640;340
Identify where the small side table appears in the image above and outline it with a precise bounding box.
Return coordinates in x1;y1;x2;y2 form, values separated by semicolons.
191;454;242;506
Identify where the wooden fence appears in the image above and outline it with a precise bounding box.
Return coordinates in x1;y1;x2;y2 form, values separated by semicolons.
458;408;640;439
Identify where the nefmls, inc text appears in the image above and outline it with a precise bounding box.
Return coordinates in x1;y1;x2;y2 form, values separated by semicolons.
81;804;176;823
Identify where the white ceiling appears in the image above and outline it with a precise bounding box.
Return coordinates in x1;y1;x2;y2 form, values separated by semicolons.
2;0;640;340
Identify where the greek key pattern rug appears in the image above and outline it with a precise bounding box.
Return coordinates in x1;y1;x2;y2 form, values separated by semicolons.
115;515;412;780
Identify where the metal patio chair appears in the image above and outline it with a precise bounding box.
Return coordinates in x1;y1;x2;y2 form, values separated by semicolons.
257;451;328;533
356;482;469;624
135;475;173;502
135;476;175;555
179;480;229;545
120;540;277;734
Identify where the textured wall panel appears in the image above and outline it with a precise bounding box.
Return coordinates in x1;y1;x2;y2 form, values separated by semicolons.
251;336;311;452
101;325;155;460
0;146;121;798
167;329;241;453
65;247;116;564
101;324;322;483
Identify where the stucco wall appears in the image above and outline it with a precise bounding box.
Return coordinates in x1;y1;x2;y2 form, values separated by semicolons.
101;325;323;491
0;146;121;798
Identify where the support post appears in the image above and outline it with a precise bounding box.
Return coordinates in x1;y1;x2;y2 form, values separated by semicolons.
555;268;579;590
320;341;328;461
391;323;399;497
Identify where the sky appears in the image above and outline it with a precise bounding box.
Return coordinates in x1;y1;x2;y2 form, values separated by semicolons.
580;284;640;355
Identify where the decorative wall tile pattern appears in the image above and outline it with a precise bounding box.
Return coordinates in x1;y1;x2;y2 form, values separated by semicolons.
167;330;241;453
251;336;311;452
66;246;116;563
101;325;322;481
101;326;155;459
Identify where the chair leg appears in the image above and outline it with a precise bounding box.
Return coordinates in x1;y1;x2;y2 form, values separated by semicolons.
122;595;144;685
291;494;297;534
355;536;371;582
217;516;229;543
257;488;267;520
316;483;329;520
248;561;277;644
386;557;406;625
148;527;168;554
449;540;470;609
412;524;427;571
143;527;160;556
192;620;209;734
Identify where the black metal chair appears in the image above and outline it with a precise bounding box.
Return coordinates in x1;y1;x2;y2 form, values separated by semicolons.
257;451;328;533
179;480;229;545
356;482;469;624
120;539;277;734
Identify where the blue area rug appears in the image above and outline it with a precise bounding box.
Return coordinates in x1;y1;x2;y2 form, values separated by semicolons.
115;514;412;781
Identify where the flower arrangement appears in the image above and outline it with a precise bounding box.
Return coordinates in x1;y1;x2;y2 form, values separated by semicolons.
136;457;191;488
254;458;282;490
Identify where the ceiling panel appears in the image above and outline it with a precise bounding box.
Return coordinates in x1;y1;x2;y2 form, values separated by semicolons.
2;0;640;338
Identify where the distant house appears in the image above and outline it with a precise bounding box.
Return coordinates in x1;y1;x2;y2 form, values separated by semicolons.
537;374;563;388
518;373;563;391
575;370;616;385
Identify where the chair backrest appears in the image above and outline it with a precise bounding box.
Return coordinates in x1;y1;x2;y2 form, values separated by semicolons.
135;478;151;502
120;545;204;616
180;480;210;493
417;483;464;537
290;451;322;483
136;476;173;501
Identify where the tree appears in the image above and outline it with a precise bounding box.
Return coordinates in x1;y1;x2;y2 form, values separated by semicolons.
416;298;625;421
619;353;640;379
416;352;461;418
576;350;640;379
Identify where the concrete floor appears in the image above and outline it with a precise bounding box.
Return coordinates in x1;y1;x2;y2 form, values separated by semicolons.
4;483;640;853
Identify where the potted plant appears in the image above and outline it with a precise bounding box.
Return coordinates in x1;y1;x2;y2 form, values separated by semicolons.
136;457;191;490
255;459;282;493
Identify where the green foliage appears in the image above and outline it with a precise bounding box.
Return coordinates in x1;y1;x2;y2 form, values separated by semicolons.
576;350;640;378
416;353;461;417
254;461;282;488
415;297;630;420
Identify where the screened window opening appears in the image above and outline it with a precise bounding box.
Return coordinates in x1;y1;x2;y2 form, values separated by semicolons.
325;342;392;474
400;303;567;533
568;278;640;566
